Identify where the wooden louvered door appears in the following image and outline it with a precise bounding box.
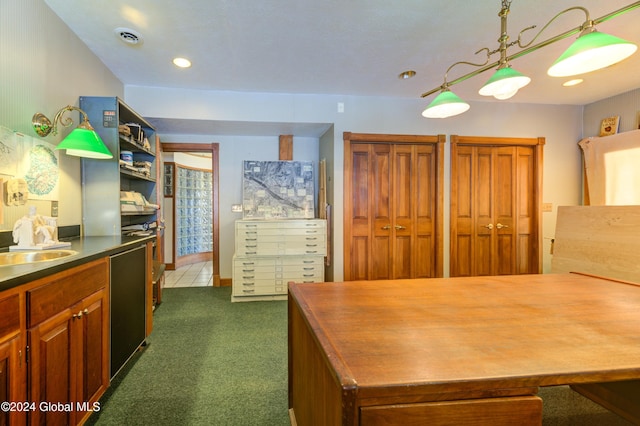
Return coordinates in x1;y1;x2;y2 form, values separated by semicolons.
344;133;444;281
450;135;544;277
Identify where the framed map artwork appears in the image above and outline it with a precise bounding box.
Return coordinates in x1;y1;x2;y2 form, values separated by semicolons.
242;160;315;219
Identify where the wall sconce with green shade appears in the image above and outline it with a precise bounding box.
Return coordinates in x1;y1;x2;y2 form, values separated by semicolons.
420;1;640;119
32;106;113;159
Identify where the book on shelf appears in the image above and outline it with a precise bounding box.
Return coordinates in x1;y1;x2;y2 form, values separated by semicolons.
599;116;620;136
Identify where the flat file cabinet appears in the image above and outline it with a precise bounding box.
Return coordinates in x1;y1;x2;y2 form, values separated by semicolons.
232;219;326;302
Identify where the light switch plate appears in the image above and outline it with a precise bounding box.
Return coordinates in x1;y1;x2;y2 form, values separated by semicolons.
542;202;553;212
51;200;59;217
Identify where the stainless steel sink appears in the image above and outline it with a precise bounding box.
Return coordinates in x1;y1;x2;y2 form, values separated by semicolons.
0;250;78;266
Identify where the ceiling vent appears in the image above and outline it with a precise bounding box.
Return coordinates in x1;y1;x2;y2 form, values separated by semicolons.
114;27;144;46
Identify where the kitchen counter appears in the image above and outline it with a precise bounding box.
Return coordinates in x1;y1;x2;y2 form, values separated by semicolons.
0;235;156;292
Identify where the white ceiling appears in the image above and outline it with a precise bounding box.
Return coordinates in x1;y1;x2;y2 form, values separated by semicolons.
44;0;640;135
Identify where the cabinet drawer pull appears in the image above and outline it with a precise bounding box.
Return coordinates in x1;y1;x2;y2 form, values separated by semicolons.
303;267;315;271
306;244;318;247
242;282;255;286
303;260;315;263
303;280;315;283
242;289;255;294
242;262;255;266
245;238;257;241
246;251;257;255
306;250;318;254
242;275;255;279
303;274;315;277
242;269;255;273
305;230;318;234
245;244;257;248
306;237;318;240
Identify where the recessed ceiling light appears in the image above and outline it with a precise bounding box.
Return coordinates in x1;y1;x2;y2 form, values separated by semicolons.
563;78;584;87
173;57;192;68
398;70;416;79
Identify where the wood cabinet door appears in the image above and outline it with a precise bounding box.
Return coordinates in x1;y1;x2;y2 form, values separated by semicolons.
76;290;108;424
344;133;444;281
450;136;543;277
28;309;74;426
28;289;108;426
0;335;26;426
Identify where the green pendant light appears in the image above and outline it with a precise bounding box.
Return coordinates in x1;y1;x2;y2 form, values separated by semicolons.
548;28;638;77
422;90;470;118
479;65;531;100
32;106;113;159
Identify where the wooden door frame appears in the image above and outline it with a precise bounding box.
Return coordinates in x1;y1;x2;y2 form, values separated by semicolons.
161;143;221;286
450;135;545;275
343;132;445;280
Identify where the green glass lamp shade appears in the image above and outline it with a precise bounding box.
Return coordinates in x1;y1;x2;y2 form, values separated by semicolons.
547;30;637;77
55;121;113;159
478;66;531;100
422;90;470;118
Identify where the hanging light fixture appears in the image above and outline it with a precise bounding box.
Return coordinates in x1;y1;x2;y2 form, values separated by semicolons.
547;20;638;76
32;106;113;159
478;3;531;100
422;89;470;118
479;65;531;99
418;1;640;118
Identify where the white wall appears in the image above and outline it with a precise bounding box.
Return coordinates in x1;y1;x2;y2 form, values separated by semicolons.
0;0;123;230
126;86;585;279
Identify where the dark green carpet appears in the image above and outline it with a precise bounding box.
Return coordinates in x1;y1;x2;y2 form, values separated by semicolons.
87;286;631;425
87;286;289;425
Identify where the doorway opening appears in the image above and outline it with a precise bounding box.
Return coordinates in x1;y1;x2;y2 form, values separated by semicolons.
161;143;220;286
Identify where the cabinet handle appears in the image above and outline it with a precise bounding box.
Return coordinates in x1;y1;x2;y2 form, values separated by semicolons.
306;244;318;247
395;225;406;230
242;289;255;294
381;225;390;230
484;224;494;230
496;223;509;229
306;237;318;240
73;309;85;319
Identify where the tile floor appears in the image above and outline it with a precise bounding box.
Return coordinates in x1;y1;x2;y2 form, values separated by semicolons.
164;261;214;288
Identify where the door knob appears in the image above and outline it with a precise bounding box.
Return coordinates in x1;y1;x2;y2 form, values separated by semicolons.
484;224;494;230
496;223;509;229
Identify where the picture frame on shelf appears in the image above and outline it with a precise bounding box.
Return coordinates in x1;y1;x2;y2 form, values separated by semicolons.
599;116;620;137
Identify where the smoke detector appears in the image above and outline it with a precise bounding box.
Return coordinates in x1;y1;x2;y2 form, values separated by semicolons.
114;27;144;46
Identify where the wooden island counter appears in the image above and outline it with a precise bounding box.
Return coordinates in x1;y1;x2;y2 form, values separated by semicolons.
288;273;640;425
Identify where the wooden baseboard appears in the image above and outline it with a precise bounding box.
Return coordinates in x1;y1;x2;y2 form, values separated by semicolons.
219;277;231;287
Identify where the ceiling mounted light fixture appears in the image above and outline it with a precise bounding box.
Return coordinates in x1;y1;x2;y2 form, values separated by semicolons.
173;57;192;68
422;89;470;118
419;1;640;118
32;106;113;159
548;21;638;77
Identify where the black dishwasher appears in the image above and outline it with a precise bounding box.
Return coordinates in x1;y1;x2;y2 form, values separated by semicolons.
110;245;146;379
